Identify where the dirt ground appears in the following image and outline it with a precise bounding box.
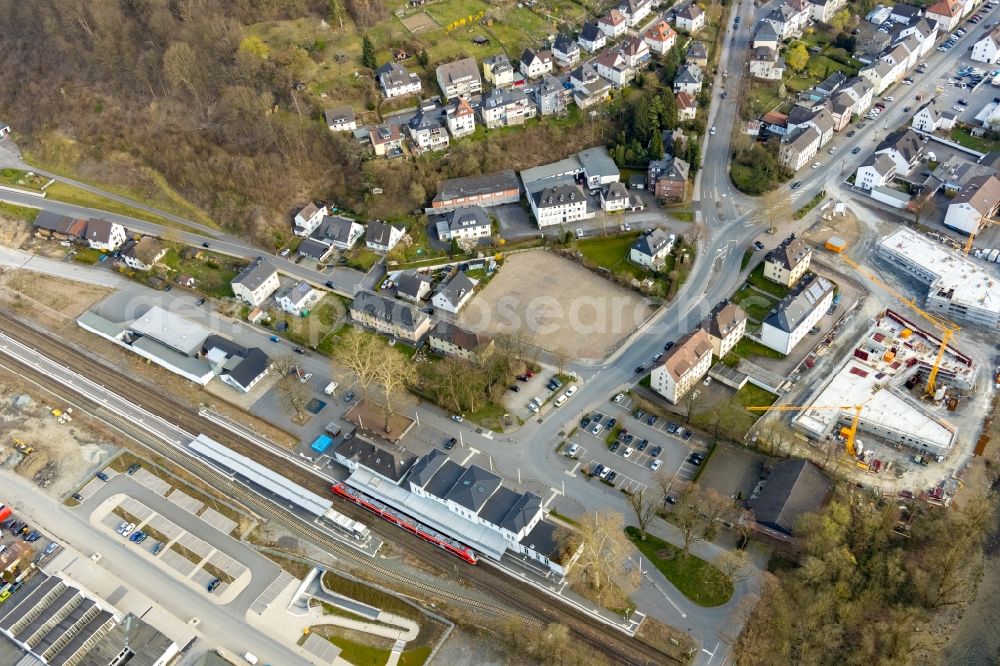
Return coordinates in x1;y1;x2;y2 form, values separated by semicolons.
801;207;861;251
459;251;656;361
0;370;117;497
0;269;111;324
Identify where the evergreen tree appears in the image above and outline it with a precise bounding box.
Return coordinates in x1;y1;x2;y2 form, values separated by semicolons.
649;131;664;161
362;35;377;70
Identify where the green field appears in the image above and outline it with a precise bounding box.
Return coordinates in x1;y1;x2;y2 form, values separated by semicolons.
0;168;48;192
0;201;38;221
949;127;1000;153
161;247;242;298
625;527;734;607
747;264;790;299
575;232;641;269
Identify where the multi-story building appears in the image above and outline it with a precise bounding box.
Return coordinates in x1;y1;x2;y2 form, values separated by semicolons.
855;154;897;191
973;25;1000;63
121;236;167;271
701;301;747;358
552;33;581;68
520;48;554;79
84;219;127;251
685;41;709;68
651;329;714;403
629;229;675;269
676;91;697;121
349;291;432;342
445;96;476;137
480;87;537;128
749;47;785;80
753;21;780;50
647;155;690;199
943;174;1000;234
428;321;495;360
231;257;280;306
601;181;630;212
809;0;848;22
276;280;321;316
294;202;327;236
377;62;422;98
598;8;628;39
431;271;477;313
483;54;515;87
594;48;632;87
579;21;608;52
369;124;403;158
528;178;593;227
428;170;521;212
763;235;812;287
644;19;677;55
779;125;821;171
675;2;706;33
620;0;653;27
621;34;651;68
926;0;962;32
365;220;406;253
873;128;923;174
436;57;482;99
760;275;834;355
535;77;567;116
673;63;703;94
435;205;492;242
408;107;450;153
911;103;957;133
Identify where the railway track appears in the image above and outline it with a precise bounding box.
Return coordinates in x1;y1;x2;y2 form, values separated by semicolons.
0;311;677;666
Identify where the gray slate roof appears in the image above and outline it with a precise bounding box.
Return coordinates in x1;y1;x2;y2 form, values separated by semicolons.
631;229;673;256
232;257;277;291
406;448;449;488
749;459;832;535
764;275;833;333
435;271;476;307
350;291;429;333
444;464;502;512
437;170;519;200
366;220;401;246
395;271;433;300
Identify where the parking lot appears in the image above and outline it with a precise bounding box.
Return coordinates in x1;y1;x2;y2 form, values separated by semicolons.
561;391;708;497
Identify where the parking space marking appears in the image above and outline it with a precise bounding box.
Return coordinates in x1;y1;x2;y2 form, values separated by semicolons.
175;531;213;559
119;497;155;522
166;488;205;515
145;513;184;540
459;450;478;466
208;550;247;578
132;468;170;496
200;508;238;536
161;548;199;577
250;571;295;615
543;487;562;508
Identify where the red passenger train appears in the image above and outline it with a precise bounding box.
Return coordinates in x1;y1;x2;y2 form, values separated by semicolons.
331;483;478;564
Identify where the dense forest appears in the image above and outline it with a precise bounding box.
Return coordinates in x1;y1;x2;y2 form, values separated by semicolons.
0;0;609;244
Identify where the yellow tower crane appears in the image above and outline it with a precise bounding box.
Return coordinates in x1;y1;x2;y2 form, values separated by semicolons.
963;212;993;256
748;403;865;458
839;255;960;398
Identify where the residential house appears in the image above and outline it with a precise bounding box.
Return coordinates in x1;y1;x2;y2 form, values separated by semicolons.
294;202;327;237
377;62;422;98
763;235;812;287
911;102;957;132
298;215;365;261
629;229;675;269
650;329;714;403
901;17;939;57
890;3;922;23
760;275;834;355
231;257;280;306
620;0;653;27
350;291;432;342
855;154;898;191
324;107;356;131
445;97;477;137
528;178;593;227
779;125;822;171
84;219;127;251
686;41;709;68
201;335;272;393
334;439;417;483
882;41;916;71
408;108;450;153
750;459;833;538
395;271;434;302
428;321;494;360
601;181;630;211
763;3;804;39
366;220;406;253
700;301;747;358
520;48;554;79
647;155;690;199
121;237;167;271
874;129;924;174
973;26;1000;63
925;0;962;32
535;77;567;116
432;271;478;313
598;8;628;39
552;34;581;67
578;22;608;53
644;20;678;55
594;48;632;87
483;54;515;87
436;57;482;99
943;174;1000;233
749;46;785;80
621;34;651;68
786;104;835;147
675;3;706;34
429;170;521;212
762;110;789;135
753;21;780;50
276;280;321;316
571;63;601;89
369;124;403;158
855;23;892;57
673;63;703;94
676;91;698;121
572;75;613;109
480;87;537;128
809;0;848;22
436;205;492;242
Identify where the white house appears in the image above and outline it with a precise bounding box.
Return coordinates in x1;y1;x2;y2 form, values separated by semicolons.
673;63;703;94
760;276;834;355
396;271;434;302
232;257;280;306
365;220;406;253
601;182;630;212
943;174;1000;234
675;3;706;34
973;26;1000;63
436;57;483;99
594;48;632;87
276;280;321;316
809;0;848;22
446;97;476;138
763;235;812;288
84;219;127;251
408;108;450;153
925;0;962;33
629;229;675;269
749;46;785;80
873;129;923;174
598;8;628;39
528;179;593;227
579;22;608;53
779;126;821;171
753;21;780;50
856;154;897;191
431;271;477;313
621;34;651;68
121;236;167;271
324;107;356;132
376;62;422;99
552;34;581;68
520;48;554;79
480;87;537;128
650;329;713;403
701;301;747;358
620;0;653;27
676;91;697;121
294;202;327;237
644;20;678;55
911;103;956;132
436;205;492;242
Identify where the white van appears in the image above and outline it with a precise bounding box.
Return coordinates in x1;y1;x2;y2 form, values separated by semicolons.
324;381;338;396
554;395;568;407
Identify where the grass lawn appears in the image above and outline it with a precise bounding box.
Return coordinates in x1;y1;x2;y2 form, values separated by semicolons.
314;634;390;666
344;247;382;273
388;220;448;265
949;127;1000;153
575;231;640;269
0;168;49;192
625;527;733;607
73;247;103;264
467;400;508;429
784;76;817;94
747;81;782;116
731;286;777;321
160;247;241;298
740;250;753;271
747;264;789;298
734;382;777;408
269;293;347;352
732;337;785;360
44;180;177;228
0;201;39;221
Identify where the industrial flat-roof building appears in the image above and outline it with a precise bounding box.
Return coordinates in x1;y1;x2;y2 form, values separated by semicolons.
428;170;521;213
876;228;1000;328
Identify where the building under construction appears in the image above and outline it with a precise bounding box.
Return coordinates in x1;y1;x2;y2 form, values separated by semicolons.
791;309;977;459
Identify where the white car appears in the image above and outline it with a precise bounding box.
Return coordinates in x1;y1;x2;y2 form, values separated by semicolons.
117;522;128;535
566;444;580;457
812;162;820;169
591;423;603;435
576;228;584;239
122;523;136;537
623;447;634;458
650;459;663;472
599;467;612;479
528;403;540;413
613;393;625;404
710;126;717;135
564;386;577;397
554;395;568;407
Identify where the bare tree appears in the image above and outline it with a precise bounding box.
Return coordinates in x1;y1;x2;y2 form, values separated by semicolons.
627;488;660;539
756;187;792;236
271;353;297;377
373;347;417;432
671;489;707;558
335;327;382;399
681;388;708;423
277;377;310;418
714;549;752;583
563;510;639;607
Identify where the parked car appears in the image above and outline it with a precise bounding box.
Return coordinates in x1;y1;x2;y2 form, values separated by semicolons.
687;452;705;465
196;298;206;306
508;385;520;392
591;423;603;435
649;445;663;457
591;464;605;478
129;531;145;543
852;147;862;154
634;365;645;374
207;579;221;593
609;442;620;453
25;531;41;543
444;437;457;450
95;471;109;482
293;346;305;354
637;439;649;451
152;542;165;556
646;415;658;426
576;228;585;239
122;523;136;537
343;390;355;403
43;542;58;556
269;335;279;342
664;341;675;351
613;393;625;404
451;414;464;423
633;408;646;420
516;374;529;382
650;460;663;471
606;418;617;429
606;471;618;483
623;447;634;458
580;416;591;429
127;463;141;475
683;431;693;441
